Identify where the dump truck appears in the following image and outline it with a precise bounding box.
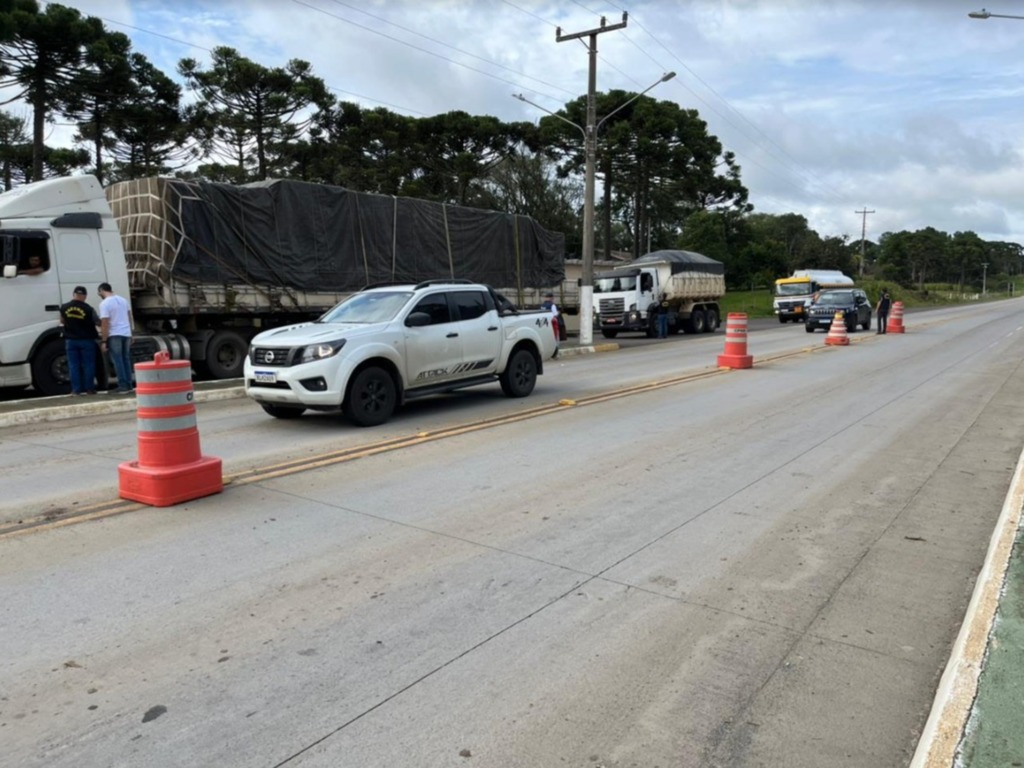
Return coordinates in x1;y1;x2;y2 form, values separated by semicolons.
773;269;854;323
0;175;564;396
592;249;725;338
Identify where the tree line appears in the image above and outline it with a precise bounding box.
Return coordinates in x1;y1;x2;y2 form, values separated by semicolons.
1;0;1017;294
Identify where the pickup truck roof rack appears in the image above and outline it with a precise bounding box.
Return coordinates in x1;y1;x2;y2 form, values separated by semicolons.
360;279;477;291
413;278;475;289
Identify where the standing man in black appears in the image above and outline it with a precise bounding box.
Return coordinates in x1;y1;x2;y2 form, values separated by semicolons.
59;286;100;395
876;287;892;334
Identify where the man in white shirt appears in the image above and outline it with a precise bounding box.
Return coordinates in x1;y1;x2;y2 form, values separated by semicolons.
541;291;566;341
98;282;134;394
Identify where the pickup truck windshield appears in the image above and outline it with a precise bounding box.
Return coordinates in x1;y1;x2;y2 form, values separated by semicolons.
319;291;413;324
594;275;637;293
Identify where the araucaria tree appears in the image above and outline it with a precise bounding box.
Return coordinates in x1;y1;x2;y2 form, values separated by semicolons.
179;47;332;181
0;0;103;181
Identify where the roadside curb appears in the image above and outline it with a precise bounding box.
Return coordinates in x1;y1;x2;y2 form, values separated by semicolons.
0;387;245;429
557;342;620;357
909;444;1024;766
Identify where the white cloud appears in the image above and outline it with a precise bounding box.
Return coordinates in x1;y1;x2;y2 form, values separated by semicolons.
23;0;1024;247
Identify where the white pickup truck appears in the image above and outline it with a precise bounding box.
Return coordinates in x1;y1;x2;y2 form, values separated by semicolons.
243;280;560;426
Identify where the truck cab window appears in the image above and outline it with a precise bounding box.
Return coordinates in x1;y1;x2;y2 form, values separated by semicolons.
452;291;488;321
412;294;452;325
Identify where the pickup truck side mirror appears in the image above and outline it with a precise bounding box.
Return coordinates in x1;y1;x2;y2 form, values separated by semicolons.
405;311;432;327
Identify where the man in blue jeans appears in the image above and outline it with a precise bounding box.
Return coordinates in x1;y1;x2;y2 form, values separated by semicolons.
58;286;100;395
98;282;134;393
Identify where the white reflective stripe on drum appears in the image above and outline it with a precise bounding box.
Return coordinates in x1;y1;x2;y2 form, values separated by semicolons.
137;415;197;432
136;391;194;409
136;367;192;384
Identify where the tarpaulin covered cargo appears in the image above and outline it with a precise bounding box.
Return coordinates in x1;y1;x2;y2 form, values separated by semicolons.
106;177;565;294
633;249;724;275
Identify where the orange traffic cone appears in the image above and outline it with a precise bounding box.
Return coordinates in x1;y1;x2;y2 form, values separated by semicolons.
118;351;223;507
887;301;905;333
717;312;754;368
824;311;850;346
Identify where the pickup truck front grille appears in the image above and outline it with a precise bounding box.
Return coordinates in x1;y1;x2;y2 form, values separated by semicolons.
249;347;296;367
598;297;625;320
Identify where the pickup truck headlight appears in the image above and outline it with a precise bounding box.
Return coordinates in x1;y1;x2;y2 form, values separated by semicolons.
299;339;346;363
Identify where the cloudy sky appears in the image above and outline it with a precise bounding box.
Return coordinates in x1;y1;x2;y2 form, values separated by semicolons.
29;0;1024;248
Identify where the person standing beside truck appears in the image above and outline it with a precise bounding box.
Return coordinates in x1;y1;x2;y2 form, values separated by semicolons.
541;291;566;341
656;293;669;338
876;288;892;334
59;286;100;395
98;282;134;393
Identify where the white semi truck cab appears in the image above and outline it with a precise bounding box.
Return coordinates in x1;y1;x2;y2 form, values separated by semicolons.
0;176;137;394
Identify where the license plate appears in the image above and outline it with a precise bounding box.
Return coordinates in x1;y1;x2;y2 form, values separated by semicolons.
254;371;277;384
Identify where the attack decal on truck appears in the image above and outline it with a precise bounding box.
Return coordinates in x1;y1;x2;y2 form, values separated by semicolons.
415;359;492;381
535;317;550;327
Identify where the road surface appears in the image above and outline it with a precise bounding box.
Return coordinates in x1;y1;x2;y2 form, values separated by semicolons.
2;300;1022;767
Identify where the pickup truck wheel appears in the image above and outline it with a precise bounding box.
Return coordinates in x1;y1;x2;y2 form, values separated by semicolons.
261;404;306;419
805;323;815;333
862;317;871;330
845;318;856;332
601;330;618;339
499;348;537;398
32;338;71;396
344;366;397;427
206;330;248;379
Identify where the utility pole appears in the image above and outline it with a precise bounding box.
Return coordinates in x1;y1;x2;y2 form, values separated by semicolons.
855;208;874;278
557;13;628;347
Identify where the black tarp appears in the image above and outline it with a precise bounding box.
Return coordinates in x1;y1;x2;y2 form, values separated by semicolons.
633;249;724;275
144;178;565;291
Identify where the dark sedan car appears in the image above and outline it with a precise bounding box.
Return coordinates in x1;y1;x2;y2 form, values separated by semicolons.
805;288;872;332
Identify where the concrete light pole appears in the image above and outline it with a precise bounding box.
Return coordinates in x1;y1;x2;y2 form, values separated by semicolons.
982;262;989;295
516;12;674;345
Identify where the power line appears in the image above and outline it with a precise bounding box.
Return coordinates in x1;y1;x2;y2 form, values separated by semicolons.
290;0;569;105
322;0;577;98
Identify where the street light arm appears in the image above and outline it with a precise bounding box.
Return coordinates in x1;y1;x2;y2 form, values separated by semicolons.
512;93;586;141
969;8;1024;19
595;72;676;132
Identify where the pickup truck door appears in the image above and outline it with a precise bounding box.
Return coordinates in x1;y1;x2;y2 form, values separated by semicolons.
403;292;465;387
450;289;502;375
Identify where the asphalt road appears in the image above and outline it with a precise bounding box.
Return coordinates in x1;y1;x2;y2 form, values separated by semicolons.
2;300;1022;767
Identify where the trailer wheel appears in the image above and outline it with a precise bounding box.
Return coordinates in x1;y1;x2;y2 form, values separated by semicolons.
704;308;719;332
261;404;306;419
344;366;397;426
686;309;706;334
499;348;537;398
205;330;248;379
32;338;71;396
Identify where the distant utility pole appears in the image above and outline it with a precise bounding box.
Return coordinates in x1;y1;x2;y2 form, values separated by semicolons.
557;12;628;347
855;207;875;277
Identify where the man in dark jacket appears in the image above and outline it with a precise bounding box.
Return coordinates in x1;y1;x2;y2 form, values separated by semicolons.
876;288;892;334
59;286;100;395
